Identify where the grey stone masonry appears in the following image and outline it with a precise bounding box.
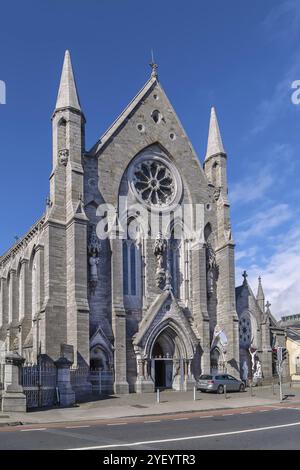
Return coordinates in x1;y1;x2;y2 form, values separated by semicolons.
1;352;26;412
0;52;289;404
54;357;75;407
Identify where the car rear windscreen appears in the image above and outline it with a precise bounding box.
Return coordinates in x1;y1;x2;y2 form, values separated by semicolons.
199;375;212;380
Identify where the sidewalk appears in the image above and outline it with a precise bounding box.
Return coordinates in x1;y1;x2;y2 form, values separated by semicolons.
1;384;300;427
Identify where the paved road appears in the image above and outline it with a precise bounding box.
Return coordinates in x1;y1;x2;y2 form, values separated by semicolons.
1;405;300;450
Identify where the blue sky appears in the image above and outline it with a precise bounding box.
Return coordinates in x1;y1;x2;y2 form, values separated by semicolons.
0;0;299;317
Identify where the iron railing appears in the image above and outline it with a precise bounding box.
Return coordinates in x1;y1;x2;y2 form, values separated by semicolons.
21;363;57;409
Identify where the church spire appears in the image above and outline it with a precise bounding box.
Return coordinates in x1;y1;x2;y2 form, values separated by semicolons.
205;107;225;161
256;276;265;313
55;50;81;112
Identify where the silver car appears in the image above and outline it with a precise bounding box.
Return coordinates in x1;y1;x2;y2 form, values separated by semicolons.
197;374;245;394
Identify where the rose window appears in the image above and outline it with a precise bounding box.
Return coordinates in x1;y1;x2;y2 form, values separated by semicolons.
132;160;175;208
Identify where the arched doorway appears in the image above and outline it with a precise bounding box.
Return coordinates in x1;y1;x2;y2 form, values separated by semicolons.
152;340;174;389
211;348;221;374
149;325;188;390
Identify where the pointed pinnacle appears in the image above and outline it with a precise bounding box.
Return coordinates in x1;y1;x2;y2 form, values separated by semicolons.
55;50;81;111
257;276;265;300
205;106;225;161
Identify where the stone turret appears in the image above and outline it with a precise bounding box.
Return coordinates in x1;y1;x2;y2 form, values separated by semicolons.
50;50;86;222
204;107;239;377
43;50;90;368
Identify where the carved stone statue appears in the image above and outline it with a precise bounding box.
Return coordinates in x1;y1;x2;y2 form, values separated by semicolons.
58;148;69;166
89;253;99;281
206;243;217;295
88;225;101;294
153;232;167;289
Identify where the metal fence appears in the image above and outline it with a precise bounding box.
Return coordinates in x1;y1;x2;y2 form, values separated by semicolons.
2;362;114;409
89;369;114;395
21;363;57;409
70;365;89;387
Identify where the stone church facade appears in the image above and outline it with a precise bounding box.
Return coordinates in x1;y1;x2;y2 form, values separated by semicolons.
0;51;288;396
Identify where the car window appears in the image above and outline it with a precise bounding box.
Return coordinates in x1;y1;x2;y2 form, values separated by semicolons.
227;375;237;381
200;375;212;380
215;375;222;380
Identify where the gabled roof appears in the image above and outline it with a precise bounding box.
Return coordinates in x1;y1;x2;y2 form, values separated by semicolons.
88;72;201;169
89;75;157;155
235;284;244;299
235;280;279;327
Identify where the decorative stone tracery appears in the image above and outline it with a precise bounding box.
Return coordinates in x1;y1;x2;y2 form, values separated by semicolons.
132;159;175;208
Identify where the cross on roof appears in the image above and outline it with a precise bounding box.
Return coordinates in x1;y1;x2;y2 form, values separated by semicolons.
242;270;248;282
150;49;158;78
266;301;271;310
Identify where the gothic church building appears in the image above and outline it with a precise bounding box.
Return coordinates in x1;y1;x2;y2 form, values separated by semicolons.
0;51;287;396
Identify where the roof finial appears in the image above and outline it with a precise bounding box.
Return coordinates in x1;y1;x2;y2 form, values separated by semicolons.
242;270;248;283
150;49;158;78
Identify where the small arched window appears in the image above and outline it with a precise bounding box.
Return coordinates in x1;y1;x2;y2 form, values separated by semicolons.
57;118;67;151
212;161;219;187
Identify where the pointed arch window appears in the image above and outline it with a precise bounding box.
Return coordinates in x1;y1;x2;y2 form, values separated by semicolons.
57;118;67;151
32;262;37;319
122;220;142;306
123;240;138;296
168;225;189;302
18;263;24;322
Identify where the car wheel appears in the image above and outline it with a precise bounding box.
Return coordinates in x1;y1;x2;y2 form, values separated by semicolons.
239;383;245;392
217;385;224;394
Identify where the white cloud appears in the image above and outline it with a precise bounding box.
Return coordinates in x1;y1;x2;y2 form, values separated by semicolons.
263;0;300;40
251;2;300;137
236;203;292;243
238;224;300;319
250;59;300;135
230;173;273;205
235;246;258;262
230;143;295;206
